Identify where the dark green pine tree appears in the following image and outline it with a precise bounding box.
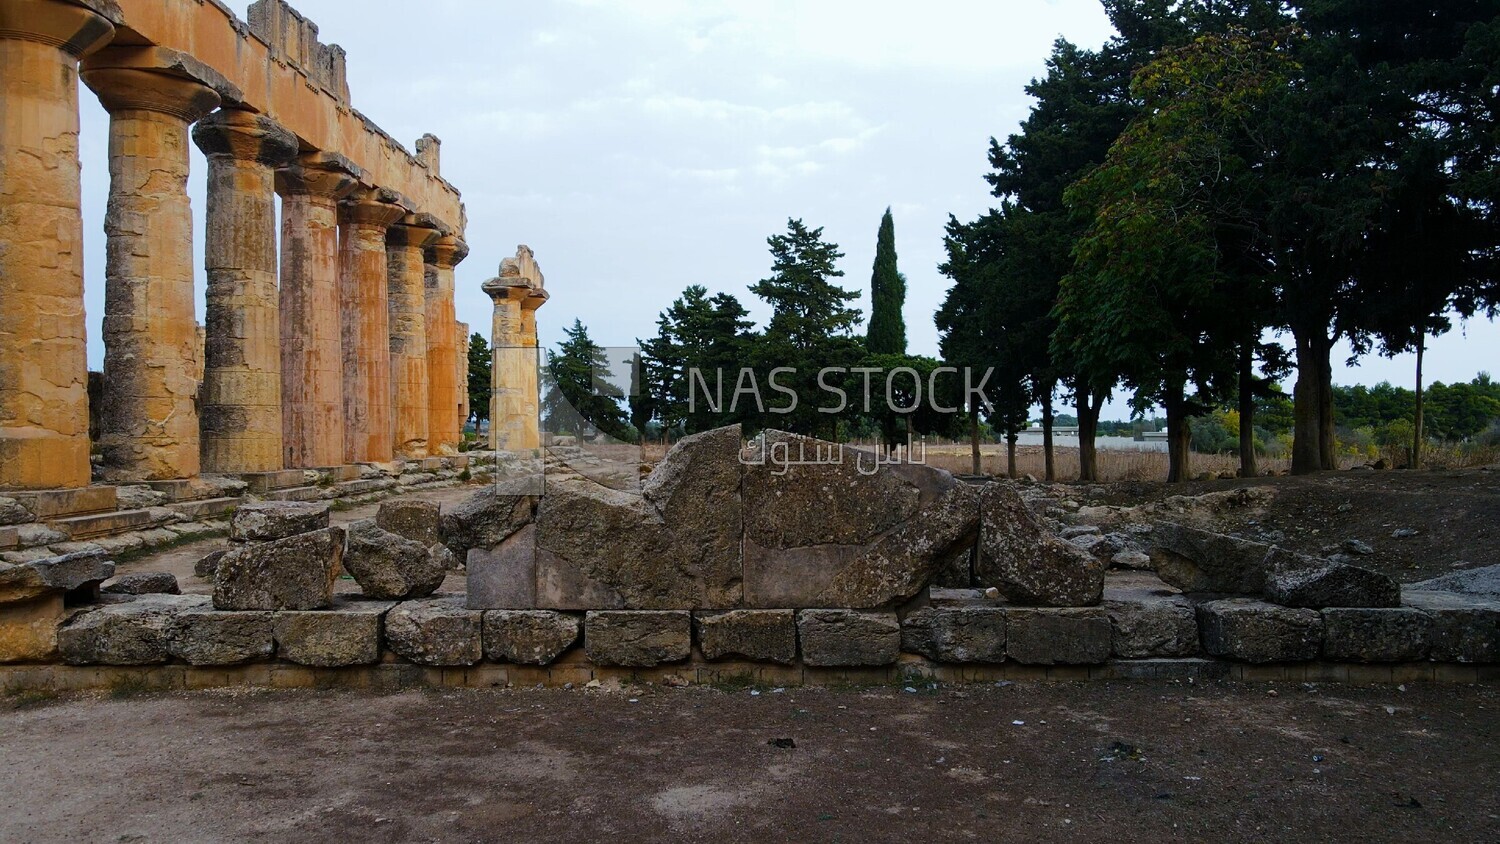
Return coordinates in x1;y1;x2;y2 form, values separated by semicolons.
466;332;492;424
545;319;632;442
865;207;907;355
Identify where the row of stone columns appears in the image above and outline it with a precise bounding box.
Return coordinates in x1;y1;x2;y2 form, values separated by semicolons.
0;0;469;489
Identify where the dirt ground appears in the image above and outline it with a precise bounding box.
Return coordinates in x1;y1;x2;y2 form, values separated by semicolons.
1077;467;1500;583
0;681;1496;843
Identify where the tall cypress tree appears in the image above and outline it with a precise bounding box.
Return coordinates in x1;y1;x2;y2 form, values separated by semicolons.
865;208;907;355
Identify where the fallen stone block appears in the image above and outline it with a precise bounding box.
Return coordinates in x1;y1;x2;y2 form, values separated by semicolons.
1197;598;1322;663
1262;549;1399;608
213;527;344;611
1320;607;1431;662
1104;590;1199;658
429;543;460;571
1005;607;1111;665
194;549;227;580
57;594;208;665
482;609;581;665
1150;523;1272;594
168;607;274;665
439;477;538;561
342;519;445;600
273;598;394;667
385;596;483;666
797;609;900;667
467;523;538;610
978;483;1103;607
0;593;64;663
103;572;180;596
900;606;1006;663
1407;563;1500;601
584;610;691;667
228;500;330;542
376;499;441;546
0;550;115;605
694;609;797;664
1401;591;1500;663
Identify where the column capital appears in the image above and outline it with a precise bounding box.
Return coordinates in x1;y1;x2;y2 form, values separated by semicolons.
387;212;446;250
481;277;534;303
0;0;119;56
192;107;298;167
521;289;550;311
424;235;469;270
82;46;240;122
276;150;361;200
339;186;406;230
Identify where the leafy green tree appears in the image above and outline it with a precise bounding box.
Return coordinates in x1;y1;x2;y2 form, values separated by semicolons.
545;319;632;442
866;207;907;356
466;332;492;424
638;285;756;435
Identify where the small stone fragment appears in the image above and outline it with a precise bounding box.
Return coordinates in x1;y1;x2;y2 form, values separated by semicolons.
103;572;180;596
342;519;445;600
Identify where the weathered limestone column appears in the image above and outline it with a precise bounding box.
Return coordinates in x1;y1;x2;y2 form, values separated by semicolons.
456;319;470;431
0;0;118;489
191;108;299;474
518;290;549;451
338;187;404;464
81;47;231;481
276;151;359;468
482;280;530;452
423;235;468;455
387;214;444;459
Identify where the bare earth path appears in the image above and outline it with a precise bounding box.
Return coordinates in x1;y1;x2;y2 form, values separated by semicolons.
1;681;1496;843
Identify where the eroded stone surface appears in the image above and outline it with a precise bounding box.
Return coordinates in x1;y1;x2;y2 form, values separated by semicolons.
584;610;690;667
103;572;180;596
1401;591;1500;663
57;594;208;665
1150;523;1273;594
1103;588;1199;658
439;478;538;561
1263;549;1400;609
213;526;344;610
481;609;580;665
0;593;64;663
273;598;393;667
342;519;445;600
168;607;274;665
796;609;900;667
376;499;442;546
1005;607;1111;665
384;595;482;666
694;609;797;664
900;607;1006;663
0;550;114;604
977;482;1103;607
1320;607;1431;662
467;524;537;609
229;501;330;542
1197;598;1322;663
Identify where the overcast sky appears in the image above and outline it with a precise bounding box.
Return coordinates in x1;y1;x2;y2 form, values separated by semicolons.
76;0;1498;419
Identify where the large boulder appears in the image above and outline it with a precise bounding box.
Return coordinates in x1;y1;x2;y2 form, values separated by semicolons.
376;499;442;546
1150;523;1273;594
167;607;274;665
1262;549;1400;608
977;483;1103;606
1197;598;1322;662
438;477;538;561
212;527;344;611
1103;583;1199;658
741;430;978;609
0;550;115;605
229;501;329;542
384;596;483;666
900;607;1006;663
57;594;208;665
273;598;393;667
481;609;581;665
694;609;797;664
796;609;900;666
584;610;691;667
342;519;446;600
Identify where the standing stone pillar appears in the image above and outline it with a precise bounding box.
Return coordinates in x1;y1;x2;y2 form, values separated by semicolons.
0;0;117;489
387;214;444;459
423;235;468;455
482;281;529;452
191;108;299;474
81;47;230;481
519;290;549;451
338;188;404;464
276;151;359;469
456;319;470;433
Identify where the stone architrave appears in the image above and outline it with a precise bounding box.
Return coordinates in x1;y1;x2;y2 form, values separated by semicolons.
387;214;444;458
338;187;405;464
82;46;234;481
192;108;299;473
277;151;360;468
423;235;468;455
0;0;119;489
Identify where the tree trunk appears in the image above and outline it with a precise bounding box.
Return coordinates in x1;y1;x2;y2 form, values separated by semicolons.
1006;433;1018;480
1291;330;1329;474
1077;390;1103;483
969;409;981;476
1041;385;1056;483
1164;380;1190;483
1413;333;1425;470
1238;343;1258;478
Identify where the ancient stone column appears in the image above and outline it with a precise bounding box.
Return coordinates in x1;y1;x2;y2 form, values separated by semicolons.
387;214;444;459
482;280;530;452
192;108;299;474
276;151;359;469
456;319;470;432
0;0;117;489
423;235;468;455
81;47;231;481
518;290;549;451
338;188;404;464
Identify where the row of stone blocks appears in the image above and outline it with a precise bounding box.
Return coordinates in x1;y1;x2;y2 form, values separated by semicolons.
48;590;1500;669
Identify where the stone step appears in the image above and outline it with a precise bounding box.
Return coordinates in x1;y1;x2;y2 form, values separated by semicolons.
143;479;201;502
240;469;308;493
262;485;326;502
166;496;242;521
314;464;363;483
48;508;158;540
333;478;396;496
8;486;118;520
